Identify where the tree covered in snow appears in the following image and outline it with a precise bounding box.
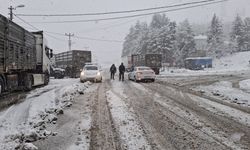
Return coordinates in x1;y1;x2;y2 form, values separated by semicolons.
175;19;196;67
230;14;246;52
207;14;224;57
147;14;176;63
122;21;148;57
243;17;250;51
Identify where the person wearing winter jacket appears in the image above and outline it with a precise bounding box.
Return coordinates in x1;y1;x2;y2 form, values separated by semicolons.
110;64;116;80
119;63;126;81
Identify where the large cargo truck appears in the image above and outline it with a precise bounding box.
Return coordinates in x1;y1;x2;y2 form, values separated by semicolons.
55;50;91;78
131;53;162;74
0;14;52;94
121;55;132;71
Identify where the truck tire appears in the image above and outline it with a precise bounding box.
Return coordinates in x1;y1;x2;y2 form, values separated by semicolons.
25;74;33;91
0;77;4;94
44;73;50;85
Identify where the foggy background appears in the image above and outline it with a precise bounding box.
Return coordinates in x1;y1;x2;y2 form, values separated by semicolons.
0;0;249;67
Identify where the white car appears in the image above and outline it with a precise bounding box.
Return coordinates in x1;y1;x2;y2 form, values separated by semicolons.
128;66;156;82
80;65;102;83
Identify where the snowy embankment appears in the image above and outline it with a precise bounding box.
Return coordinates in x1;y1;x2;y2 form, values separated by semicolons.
194;81;250;107
159;51;250;76
106;90;151;150
0;78;91;150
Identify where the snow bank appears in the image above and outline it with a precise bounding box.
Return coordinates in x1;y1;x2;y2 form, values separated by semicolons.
239;79;250;91
194;81;250;106
160;51;250;76
0;79;92;150
106;90;151;150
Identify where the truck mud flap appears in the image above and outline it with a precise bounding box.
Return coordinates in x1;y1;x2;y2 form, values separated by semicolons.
32;74;45;86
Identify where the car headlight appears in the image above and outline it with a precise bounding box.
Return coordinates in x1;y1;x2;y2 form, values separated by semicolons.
97;72;101;76
81;72;84;76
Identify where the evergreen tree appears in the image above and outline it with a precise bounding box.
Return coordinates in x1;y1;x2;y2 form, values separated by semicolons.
207;14;224;57
231;14;245;52
147;14;176;64
244;17;250;51
176;19;196;67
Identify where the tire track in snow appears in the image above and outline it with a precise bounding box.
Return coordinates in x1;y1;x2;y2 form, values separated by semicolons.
106;88;151;150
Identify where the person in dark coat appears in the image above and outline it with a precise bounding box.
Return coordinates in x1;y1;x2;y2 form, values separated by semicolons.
110;64;116;80
119;63;126;81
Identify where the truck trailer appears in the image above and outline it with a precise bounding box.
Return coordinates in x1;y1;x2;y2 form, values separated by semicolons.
131;54;162;74
55;50;91;78
185;57;212;70
0;14;52;94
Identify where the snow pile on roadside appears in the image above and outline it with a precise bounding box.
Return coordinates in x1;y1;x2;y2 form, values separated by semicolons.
106;90;151;150
239;79;250;92
213;51;250;71
0;79;91;150
160;51;250;76
194;81;250;106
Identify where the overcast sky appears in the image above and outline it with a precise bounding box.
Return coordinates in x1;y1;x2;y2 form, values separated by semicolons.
0;0;250;66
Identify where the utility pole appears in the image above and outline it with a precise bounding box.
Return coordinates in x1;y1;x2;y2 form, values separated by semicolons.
8;6;13;21
65;33;74;51
8;5;25;21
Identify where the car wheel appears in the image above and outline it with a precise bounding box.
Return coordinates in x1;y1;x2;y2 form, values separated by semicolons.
151;79;155;82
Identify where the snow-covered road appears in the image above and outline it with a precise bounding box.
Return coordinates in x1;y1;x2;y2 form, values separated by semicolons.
0;72;250;150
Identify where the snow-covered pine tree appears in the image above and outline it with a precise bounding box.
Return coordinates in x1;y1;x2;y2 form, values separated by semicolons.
231;14;245;52
147;14;176;64
244;17;250;51
175;19;196;67
207;14;224;58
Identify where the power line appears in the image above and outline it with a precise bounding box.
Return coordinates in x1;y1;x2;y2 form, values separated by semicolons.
16;0;222;17
45;31;123;43
20;0;228;24
13;14;66;42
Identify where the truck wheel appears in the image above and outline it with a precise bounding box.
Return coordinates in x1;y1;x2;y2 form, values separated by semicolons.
44;73;50;85
0;77;4;94
25;74;33;91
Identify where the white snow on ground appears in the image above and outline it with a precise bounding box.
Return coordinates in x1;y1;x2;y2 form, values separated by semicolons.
159;51;250;77
239;79;250;92
187;94;250;127
152;93;243;150
0;78;91;150
106;90;151;150
194;81;250;106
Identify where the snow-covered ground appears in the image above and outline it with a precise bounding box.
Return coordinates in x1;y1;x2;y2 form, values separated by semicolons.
160;51;250;76
107;82;151;150
193;81;250;106
0;78;91;150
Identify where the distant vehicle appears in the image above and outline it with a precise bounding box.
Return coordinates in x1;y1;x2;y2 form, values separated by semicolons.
55;50;91;78
128;66;155;82
185;57;212;70
122;55;132;72
80;65;102;83
130;54;162;74
51;67;65;79
0;14;53;94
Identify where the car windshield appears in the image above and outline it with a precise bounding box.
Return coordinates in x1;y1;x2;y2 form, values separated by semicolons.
85;66;98;70
138;67;151;71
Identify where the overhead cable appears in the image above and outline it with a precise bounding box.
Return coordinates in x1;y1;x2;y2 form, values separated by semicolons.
20;0;228;24
16;0;222;17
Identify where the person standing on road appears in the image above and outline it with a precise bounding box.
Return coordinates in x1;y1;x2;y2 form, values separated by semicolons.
110;64;116;80
119;63;126;81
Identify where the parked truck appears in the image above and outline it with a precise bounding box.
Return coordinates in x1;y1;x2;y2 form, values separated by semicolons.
55;50;91;78
131;53;162;74
185;57;212;70
0;14;53;94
